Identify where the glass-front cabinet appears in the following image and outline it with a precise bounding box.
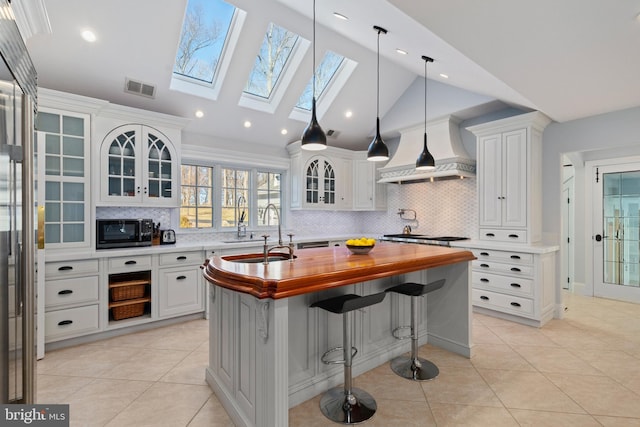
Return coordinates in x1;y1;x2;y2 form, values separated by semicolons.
36;108;91;248
99;124;178;206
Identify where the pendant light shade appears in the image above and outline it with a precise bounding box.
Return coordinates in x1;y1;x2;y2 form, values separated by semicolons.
367;25;389;162
416;55;436;170
301;0;327;151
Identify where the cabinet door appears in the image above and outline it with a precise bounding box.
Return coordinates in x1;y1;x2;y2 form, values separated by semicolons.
303;156;337;208
143;127;177;205
158;266;204;318
101;124;141;204
36;109;91;248
353;159;375;210
502;129;527;228
478;134;502;227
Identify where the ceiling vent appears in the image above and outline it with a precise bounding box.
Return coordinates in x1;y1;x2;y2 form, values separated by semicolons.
326;129;340;138
124;78;156;99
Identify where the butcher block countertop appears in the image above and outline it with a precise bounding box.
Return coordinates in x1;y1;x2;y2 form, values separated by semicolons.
202;242;476;299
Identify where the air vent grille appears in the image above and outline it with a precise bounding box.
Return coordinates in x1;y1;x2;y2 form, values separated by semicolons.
124;78;156;98
326;129;340;138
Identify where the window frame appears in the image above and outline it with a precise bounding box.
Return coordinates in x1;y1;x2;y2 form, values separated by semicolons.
179;162;215;229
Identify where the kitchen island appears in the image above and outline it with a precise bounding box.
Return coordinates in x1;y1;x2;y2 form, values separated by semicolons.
203;242;475;427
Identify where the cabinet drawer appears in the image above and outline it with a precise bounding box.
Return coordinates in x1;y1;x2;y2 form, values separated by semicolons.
45;276;99;308
45;305;100;342
472;249;533;265
472;260;533;277
159;251;204;267
108;255;152;271
45;259;99;278
479;228;527;243
472;289;534;316
472;271;533;296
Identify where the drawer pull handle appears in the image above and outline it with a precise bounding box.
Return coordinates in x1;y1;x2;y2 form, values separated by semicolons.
176;256;187;261
58;289;73;295
58;320;73;326
480;278;489;282
510;302;521;307
508;234;519;238
480;263;489;268
58;266;73;271
510;255;521;259
511;267;521;272
125;260;137;265
480;295;489;301
480;252;489;256
176;275;187;280
510;283;521;288
485;233;495;237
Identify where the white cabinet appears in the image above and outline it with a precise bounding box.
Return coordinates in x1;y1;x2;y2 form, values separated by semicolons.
158;251;205;318
352;156;387;211
44;259;101;342
468;112;551;244
99;124;179;206
468;247;556;327
287;141;386;211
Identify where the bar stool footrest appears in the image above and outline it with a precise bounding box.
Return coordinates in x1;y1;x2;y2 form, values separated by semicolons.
320;346;358;365
390;355;439;381
319;386;377;424
391;325;412;340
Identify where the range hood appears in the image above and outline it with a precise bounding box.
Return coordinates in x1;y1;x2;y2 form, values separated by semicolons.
378;115;475;183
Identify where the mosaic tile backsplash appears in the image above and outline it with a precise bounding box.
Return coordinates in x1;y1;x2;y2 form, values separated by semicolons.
97;177;477;241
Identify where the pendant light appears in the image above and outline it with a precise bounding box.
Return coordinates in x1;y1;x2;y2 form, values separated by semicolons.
301;0;327;151
367;25;389;162
416;55;436;170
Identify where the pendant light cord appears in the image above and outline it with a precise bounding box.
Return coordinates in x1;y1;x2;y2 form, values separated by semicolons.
424;58;427;135
312;0;316;100
376;28;380;118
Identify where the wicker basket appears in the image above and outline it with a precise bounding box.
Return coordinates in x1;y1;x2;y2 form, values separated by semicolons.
111;301;146;321
111;284;146;301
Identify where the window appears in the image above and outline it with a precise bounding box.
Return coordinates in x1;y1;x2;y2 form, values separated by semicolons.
296;51;345;110
221;167;250;228
257;171;281;226
180;165;213;228
244;23;299;99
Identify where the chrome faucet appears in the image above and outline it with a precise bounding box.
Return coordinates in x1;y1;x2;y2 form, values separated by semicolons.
262;203;282;245
261;204;295;264
236;194;247;238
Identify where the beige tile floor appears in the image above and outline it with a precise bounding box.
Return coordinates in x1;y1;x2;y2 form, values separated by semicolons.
38;291;640;426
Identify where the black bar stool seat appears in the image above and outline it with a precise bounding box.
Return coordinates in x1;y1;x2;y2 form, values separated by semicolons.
385;279;446;381
310;292;386;424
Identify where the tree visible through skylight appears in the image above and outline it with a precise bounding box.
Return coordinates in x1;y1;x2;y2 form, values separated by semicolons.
173;0;236;84
296;51;345;110
244;23;300;99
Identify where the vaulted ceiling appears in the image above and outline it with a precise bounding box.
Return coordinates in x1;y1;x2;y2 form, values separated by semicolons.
23;0;640;151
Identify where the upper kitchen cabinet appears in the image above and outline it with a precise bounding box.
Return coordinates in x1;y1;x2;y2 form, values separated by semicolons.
94;105;188;207
352;154;387;211
36;89;106;249
287;141;353;210
468;112;551;244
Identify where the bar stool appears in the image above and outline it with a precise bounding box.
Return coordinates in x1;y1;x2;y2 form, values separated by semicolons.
385;279;446;381
310;292;386;424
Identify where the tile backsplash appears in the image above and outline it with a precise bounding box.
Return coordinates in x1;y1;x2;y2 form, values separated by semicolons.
97;177;477;241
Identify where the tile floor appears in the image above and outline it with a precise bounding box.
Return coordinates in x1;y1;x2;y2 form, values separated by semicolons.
38;292;640;426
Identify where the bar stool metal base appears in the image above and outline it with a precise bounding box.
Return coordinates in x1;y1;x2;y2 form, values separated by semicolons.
390;355;439;381
319;386;377;424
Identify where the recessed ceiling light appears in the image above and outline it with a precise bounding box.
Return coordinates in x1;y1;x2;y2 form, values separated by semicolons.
281;128;288;135
439;73;449;79
195;110;204;118
345;110;353;118
396;48;408;55
81;30;96;43
243;120;252;128
333;12;349;21
636;12;640;22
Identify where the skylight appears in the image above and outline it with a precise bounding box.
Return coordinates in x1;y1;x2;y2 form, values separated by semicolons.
244;23;300;99
296;51;345;110
171;0;246;100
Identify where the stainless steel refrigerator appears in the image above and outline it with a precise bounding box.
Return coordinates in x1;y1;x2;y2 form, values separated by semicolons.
0;1;38;404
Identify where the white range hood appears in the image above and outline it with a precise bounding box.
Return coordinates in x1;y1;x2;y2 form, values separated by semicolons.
378;115;475;183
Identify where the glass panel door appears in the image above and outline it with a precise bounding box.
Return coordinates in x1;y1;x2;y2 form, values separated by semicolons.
594;164;640;302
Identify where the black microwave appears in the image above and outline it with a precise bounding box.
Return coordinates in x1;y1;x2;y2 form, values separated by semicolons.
96;219;154;249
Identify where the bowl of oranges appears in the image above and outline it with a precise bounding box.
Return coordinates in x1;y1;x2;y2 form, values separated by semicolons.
345;237;376;254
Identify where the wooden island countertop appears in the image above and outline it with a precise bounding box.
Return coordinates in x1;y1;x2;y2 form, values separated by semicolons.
202;242;476;299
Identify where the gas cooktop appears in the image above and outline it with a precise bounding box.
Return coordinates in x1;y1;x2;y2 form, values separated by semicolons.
380;234;469;246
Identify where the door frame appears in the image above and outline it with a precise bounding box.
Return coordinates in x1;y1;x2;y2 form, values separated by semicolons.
586;155;640;300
